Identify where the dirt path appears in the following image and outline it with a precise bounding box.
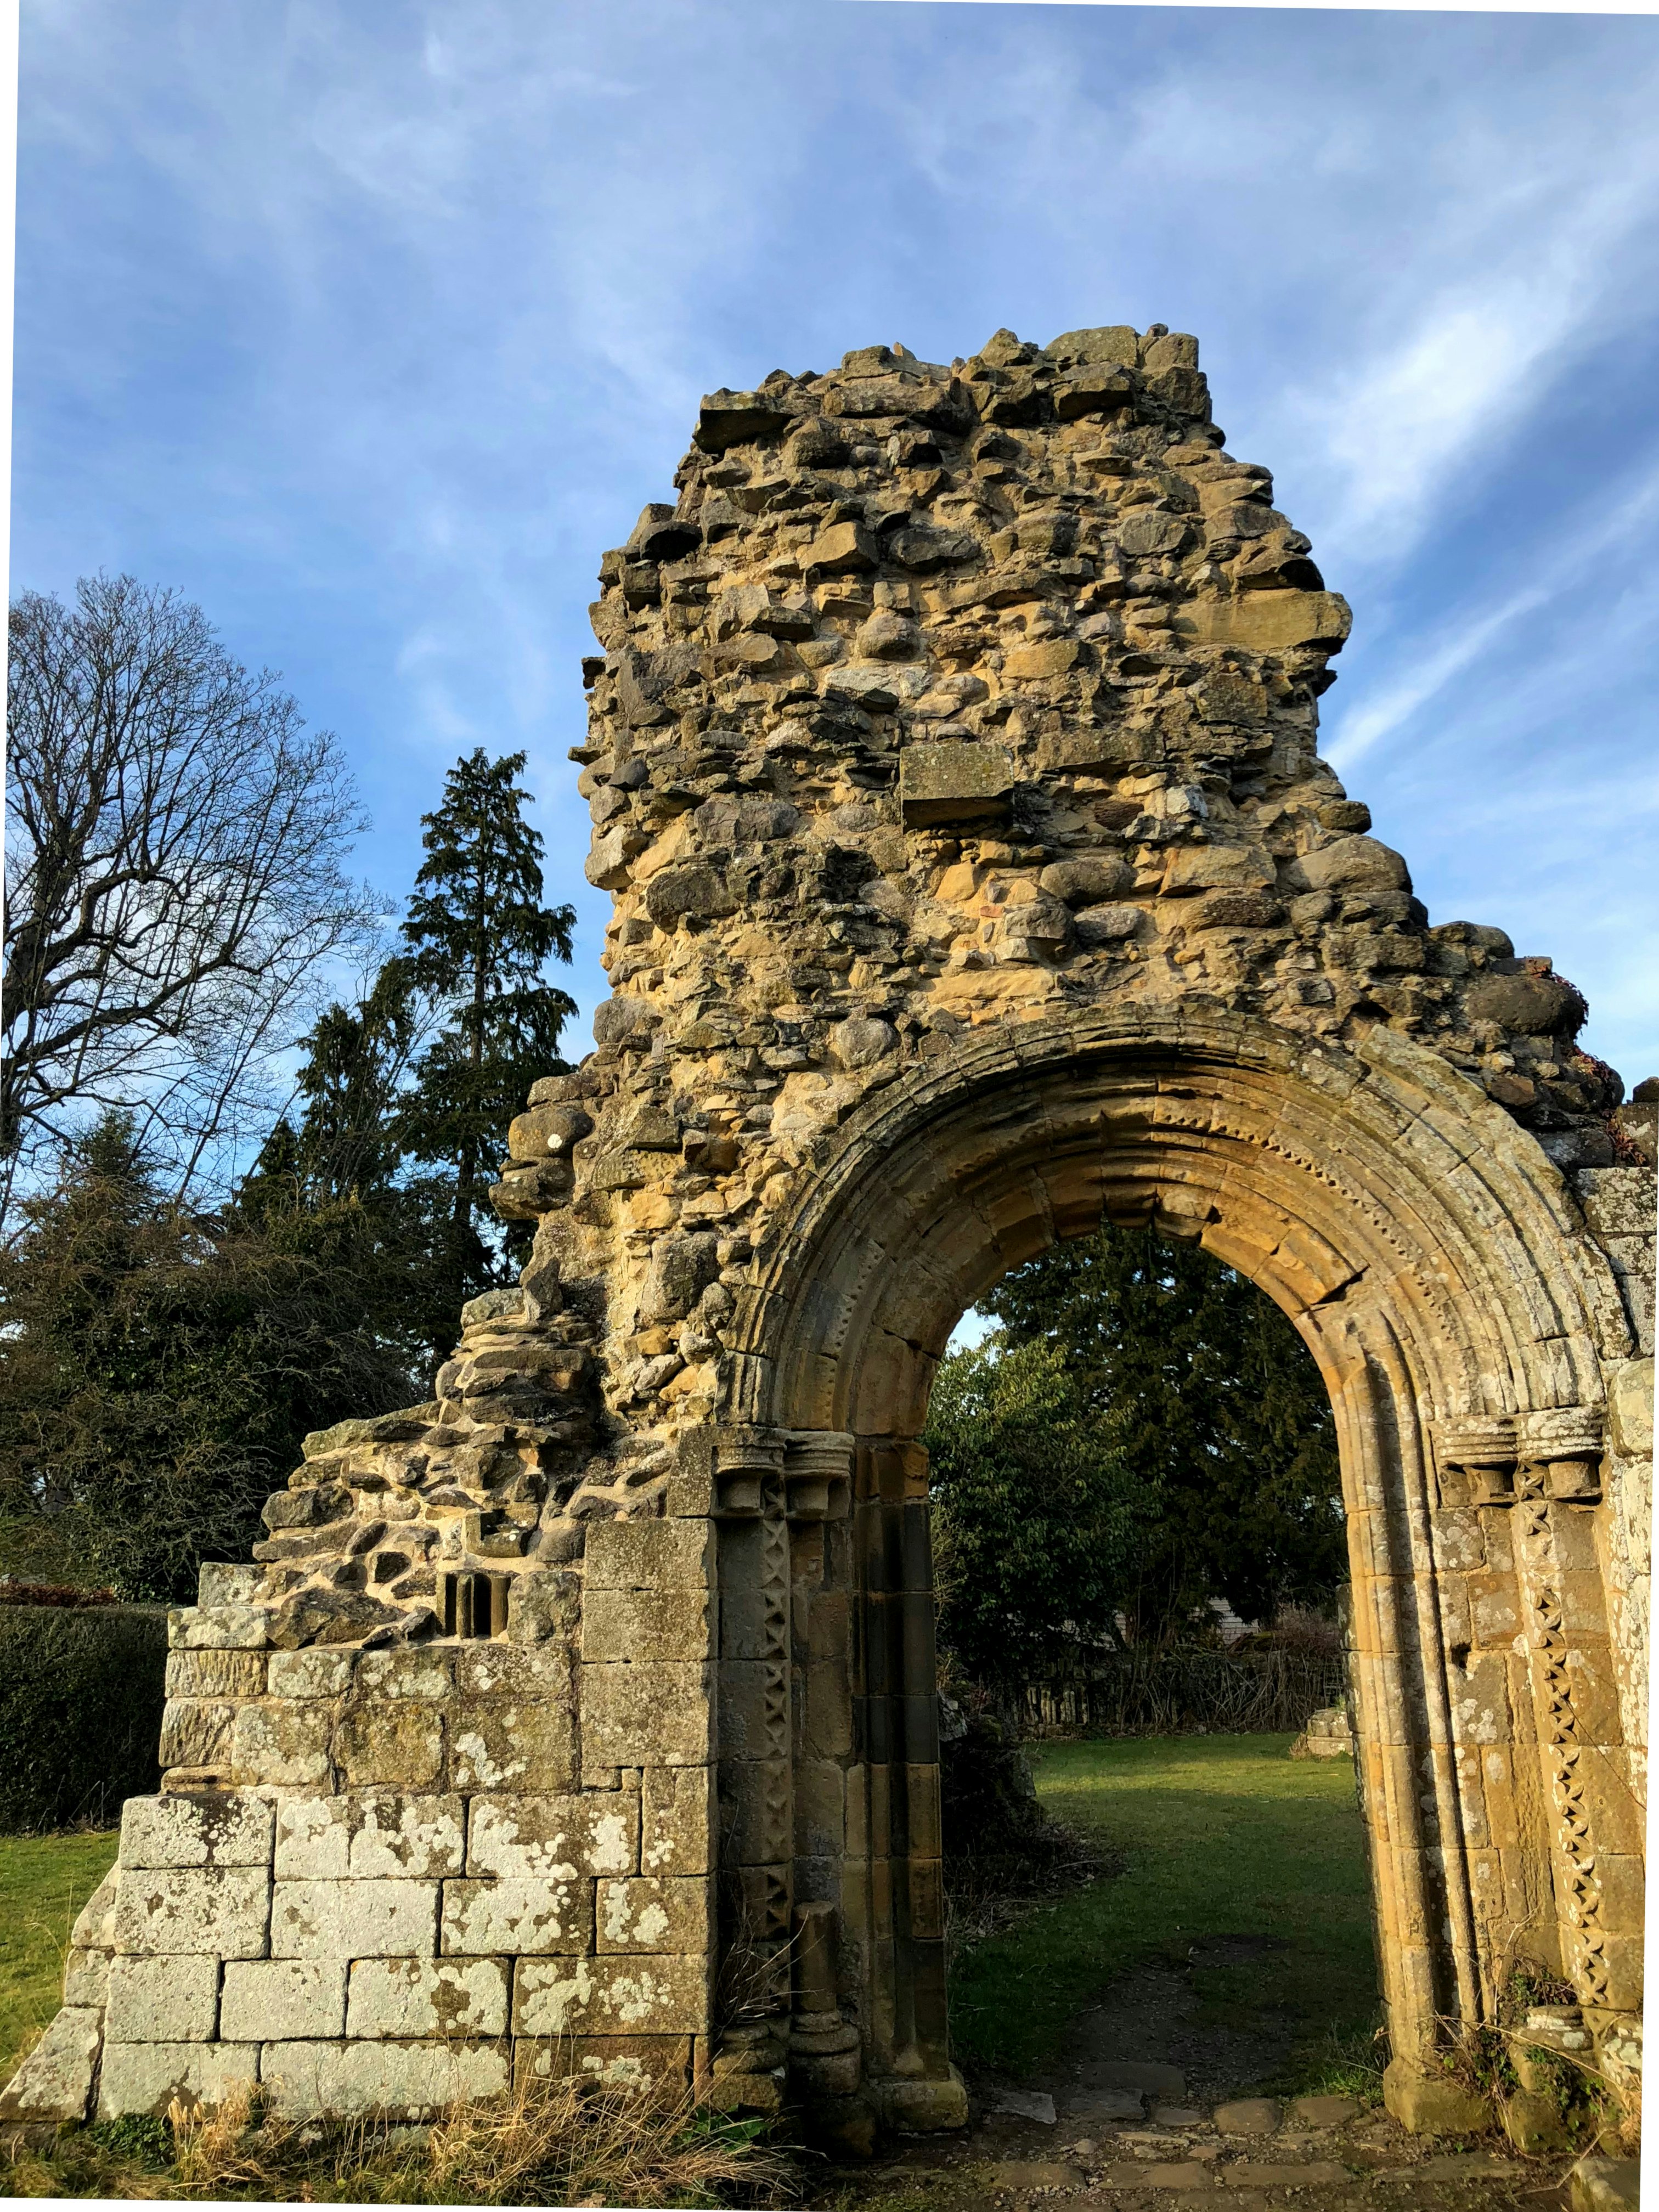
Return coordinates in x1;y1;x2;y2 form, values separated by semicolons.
810;1955;1615;2211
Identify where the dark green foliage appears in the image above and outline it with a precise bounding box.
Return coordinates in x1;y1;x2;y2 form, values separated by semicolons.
283;957;423;1200
84;2115;175;2169
924;1225;1346;1671
0;1606;166;1831
0;747;580;1605
236;966;469;1378
260;747;582;1359
0;1114;421;1600
395;748;577;1321
977;1225;1346;1644
926;1336;1159;1683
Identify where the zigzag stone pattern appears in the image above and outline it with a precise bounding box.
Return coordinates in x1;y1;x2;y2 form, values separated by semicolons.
2;325;1650;2151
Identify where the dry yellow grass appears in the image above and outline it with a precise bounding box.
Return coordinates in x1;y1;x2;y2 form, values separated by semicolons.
6;2066;796;2205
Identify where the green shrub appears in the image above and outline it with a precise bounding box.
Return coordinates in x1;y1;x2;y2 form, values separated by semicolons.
0;1604;166;1831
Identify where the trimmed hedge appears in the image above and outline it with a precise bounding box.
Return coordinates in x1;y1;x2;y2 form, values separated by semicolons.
0;1604;167;1831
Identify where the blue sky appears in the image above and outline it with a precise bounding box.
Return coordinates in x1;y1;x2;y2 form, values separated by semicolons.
14;0;1659;1095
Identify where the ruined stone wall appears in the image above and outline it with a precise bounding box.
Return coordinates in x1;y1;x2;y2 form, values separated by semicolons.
3;323;1650;2140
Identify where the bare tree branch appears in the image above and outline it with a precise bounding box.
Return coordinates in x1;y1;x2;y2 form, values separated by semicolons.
3;575;379;1225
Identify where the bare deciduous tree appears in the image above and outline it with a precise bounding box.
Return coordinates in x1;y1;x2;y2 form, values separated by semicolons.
2;574;377;1224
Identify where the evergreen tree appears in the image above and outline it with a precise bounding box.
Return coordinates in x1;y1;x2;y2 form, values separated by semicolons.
394;749;577;1321
969;1224;1346;1643
925;1335;1160;1685
0;748;584;1597
0;1114;418;1600
286;957;421;1201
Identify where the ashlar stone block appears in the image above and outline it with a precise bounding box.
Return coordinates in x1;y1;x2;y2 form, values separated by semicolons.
271;1878;438;1959
63;1946;111;2007
159;1700;236;1771
232;1699;336;1786
267;1649;355;1698
0;2006;104;2124
168;1604;269;1651
597;1875;713;1954
516;2033;693;2090
1608;1357;1654;1455
166;1650;267;1700
450;1699;574;1791
221;1959;347;2041
71;1870;119;1950
582;1583;711;1661
99;2039;259;2119
585;1517;715;1590
580;1662;714;1767
120;1790;274;1870
354;1647;454;1700
258;2037;508;2118
114;1865;270;1958
276;1792;466;1880
513;1953;710;2036
334;1701;445;1787
440;1875;592;1955
347;1956;510;2038
466;1791;637;1878
106;1953;220;2042
897;741;1014;828
455;1643;573;1697
642;1764;715;1876
275;1795;353;1878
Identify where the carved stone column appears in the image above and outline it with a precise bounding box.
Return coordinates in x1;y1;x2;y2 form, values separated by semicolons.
1437;1410;1641;2034
712;1427;793;2061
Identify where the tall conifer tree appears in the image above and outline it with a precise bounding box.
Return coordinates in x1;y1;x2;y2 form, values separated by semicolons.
394;749;577;1312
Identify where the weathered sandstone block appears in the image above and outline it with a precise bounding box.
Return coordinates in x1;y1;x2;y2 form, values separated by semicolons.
114;1866;270;1958
270;1878;438;1959
439;1876;591;1955
466;1791;638;1878
105;1955;219;2042
333;1702;445;1788
347;1957;511;2039
580;1662;715;1767
450;1698;574;1792
512;1953;710;2036
120;1791;273;1870
99;2039;259;2120
275;1793;466;1880
257;2037;509;2119
220;1959;347;2041
0;2007;104;2125
597;1874;713;1954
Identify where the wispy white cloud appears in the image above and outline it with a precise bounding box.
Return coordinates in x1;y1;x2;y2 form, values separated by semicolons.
1327;453;1659;771
1293;162;1659;574
13;0;1659;1081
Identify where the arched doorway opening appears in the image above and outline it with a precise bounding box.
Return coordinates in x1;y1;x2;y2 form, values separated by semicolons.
922;1217;1361;2117
712;1005;1638;2132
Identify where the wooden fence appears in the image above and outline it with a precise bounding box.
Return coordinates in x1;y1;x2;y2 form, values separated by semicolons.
1020;1647;1347;1737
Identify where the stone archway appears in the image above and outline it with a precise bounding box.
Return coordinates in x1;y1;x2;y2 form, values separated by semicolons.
717;1005;1642;2130
6;323;1649;2147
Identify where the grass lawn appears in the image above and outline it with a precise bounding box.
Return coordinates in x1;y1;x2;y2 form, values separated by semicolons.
0;1829;120;2086
0;1741;1375;2157
949;1733;1380;2089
